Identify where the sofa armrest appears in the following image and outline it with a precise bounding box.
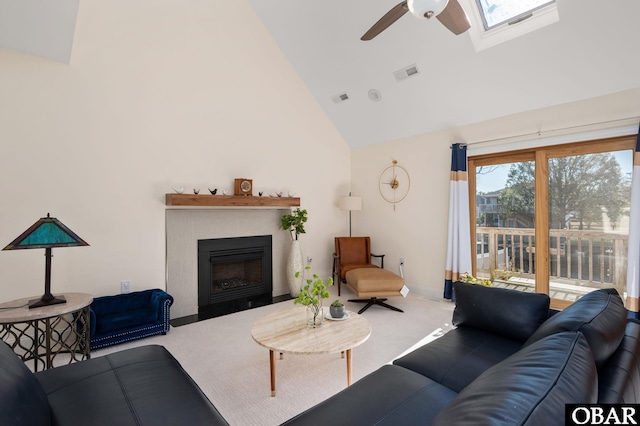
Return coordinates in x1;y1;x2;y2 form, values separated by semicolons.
149;289;174;322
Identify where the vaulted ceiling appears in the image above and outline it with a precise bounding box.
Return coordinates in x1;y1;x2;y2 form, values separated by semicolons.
2;0;639;147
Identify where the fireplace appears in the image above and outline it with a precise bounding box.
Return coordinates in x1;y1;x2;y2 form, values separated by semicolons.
198;235;272;317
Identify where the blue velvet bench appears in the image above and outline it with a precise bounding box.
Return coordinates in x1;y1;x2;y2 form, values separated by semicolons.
89;289;173;350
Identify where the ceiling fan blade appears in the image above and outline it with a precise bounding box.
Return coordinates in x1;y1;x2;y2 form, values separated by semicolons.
361;1;409;41
436;0;470;35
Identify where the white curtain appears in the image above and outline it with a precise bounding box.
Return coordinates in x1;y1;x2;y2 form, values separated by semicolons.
626;126;640;317
444;143;472;300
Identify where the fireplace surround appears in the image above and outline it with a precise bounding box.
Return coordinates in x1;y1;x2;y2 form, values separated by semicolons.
166;209;290;322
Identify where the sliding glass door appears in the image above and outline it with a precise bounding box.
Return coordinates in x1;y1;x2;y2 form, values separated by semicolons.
469;136;634;308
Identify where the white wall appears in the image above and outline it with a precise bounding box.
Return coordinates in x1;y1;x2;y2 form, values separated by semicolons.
352;88;640;299
0;0;350;302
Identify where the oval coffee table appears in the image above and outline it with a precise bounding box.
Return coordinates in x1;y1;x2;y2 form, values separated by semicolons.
251;306;371;396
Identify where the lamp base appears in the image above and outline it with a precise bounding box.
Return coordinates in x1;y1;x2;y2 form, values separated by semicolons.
29;295;66;309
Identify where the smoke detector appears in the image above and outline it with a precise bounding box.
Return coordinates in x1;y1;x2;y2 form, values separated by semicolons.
368;89;382;102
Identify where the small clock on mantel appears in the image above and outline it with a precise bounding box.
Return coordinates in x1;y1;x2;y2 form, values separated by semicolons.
234;178;253;196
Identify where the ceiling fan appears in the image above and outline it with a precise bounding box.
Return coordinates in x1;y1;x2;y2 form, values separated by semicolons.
361;0;470;41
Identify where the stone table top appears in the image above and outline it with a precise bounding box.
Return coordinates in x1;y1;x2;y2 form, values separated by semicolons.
251;306;371;355
0;293;93;323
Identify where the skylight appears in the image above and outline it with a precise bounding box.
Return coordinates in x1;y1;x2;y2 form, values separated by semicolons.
476;0;555;30
462;0;559;52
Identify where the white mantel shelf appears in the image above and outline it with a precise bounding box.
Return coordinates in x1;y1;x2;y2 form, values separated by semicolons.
165;194;300;208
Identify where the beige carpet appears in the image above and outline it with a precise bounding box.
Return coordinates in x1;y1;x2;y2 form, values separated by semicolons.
92;287;455;426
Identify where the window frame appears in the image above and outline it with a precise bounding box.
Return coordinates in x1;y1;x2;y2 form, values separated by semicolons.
461;0;559;52
468;135;635;309
475;0;556;31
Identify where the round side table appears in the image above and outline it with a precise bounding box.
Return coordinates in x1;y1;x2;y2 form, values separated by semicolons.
0;293;93;371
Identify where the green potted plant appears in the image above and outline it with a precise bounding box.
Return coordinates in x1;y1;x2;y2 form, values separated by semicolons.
280;208;307;241
460;272;492;286
281;208;308;296
294;266;333;327
329;299;345;319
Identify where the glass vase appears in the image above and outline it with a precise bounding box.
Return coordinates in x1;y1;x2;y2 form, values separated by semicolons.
306;303;324;328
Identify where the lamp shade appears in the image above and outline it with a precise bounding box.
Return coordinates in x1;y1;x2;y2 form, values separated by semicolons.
407;0;449;19
3;213;88;309
339;196;362;211
3;214;88;250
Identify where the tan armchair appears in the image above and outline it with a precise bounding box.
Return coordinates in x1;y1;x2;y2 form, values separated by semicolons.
333;237;384;296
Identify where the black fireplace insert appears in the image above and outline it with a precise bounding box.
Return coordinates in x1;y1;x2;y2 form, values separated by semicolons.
197;235;273;317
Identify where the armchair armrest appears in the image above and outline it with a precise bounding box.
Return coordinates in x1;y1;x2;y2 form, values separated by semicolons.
371;253;385;269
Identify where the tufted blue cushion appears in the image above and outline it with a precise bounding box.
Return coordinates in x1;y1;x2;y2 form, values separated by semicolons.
452;281;550;342
524;288;626;367
431;331;597;426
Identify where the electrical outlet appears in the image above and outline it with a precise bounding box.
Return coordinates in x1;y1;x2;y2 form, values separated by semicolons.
121;280;131;294
400;257;405;266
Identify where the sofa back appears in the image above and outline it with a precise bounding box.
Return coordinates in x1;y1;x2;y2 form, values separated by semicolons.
598;320;640;403
0;341;51;425
524;288;627;367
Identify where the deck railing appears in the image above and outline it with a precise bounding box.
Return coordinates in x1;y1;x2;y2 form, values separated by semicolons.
475;227;628;290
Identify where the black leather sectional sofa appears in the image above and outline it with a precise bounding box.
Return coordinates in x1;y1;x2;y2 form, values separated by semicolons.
1;283;638;425
283;283;640;425
0;342;229;425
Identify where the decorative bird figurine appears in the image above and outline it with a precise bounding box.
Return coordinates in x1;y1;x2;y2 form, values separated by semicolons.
173;186;184;194
208;188;217;195
259;191;264;196
193;189;200;194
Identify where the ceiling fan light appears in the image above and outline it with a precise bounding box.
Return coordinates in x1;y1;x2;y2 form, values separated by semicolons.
407;0;449;19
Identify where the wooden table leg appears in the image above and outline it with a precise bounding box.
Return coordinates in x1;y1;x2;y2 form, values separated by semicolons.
346;348;352;386
270;350;276;397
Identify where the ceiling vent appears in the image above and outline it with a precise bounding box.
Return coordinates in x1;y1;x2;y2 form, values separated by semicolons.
393;64;420;82
331;92;350;104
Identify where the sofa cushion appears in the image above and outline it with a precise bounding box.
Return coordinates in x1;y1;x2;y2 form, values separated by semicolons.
431;331;597;426
524;288;626;367
35;345;228;426
282;365;457;426
0;341;51;425
393;327;523;393
452;281;550;342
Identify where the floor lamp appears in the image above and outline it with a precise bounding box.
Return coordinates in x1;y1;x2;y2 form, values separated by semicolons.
339;193;362;237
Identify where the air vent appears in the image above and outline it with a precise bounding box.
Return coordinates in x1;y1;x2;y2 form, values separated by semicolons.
393;64;420;82
331;92;350;104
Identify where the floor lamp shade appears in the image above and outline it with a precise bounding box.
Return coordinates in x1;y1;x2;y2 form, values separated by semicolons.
339;196;362;211
3;213;89;308
339;195;362;237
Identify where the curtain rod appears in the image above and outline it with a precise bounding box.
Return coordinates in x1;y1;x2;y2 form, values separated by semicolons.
450;116;640;148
